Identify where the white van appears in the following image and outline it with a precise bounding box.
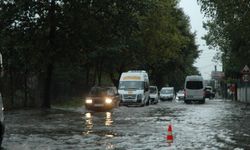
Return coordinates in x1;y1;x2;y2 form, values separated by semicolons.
184;75;205;104
159;87;175;101
118;70;150;106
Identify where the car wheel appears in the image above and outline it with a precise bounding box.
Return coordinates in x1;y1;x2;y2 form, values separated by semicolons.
140;103;145;107
146;99;150;106
155;100;158;104
185;100;191;104
200;99;205;104
150;99;153;105
0;123;4;146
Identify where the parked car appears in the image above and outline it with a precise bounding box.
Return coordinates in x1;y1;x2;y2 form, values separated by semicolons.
204;86;215;99
176;90;185;100
160;87;175;101
149;86;159;104
85;86;120;111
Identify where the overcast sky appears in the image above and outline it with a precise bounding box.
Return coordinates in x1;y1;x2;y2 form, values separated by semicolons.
179;0;222;80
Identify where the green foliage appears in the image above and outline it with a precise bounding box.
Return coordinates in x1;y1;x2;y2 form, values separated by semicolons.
0;0;199;108
52;97;84;108
198;0;250;79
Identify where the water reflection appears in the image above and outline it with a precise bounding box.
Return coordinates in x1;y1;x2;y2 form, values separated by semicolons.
85;112;93;134
105;112;113;126
83;111;114;135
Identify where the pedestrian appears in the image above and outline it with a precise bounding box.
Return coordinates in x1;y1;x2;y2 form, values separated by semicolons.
230;84;236;100
227;87;232;100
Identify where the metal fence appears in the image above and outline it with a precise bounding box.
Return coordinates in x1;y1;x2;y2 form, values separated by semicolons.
237;82;250;103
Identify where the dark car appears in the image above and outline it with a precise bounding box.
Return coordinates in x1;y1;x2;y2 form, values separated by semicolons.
85;86;120;111
204;86;215;99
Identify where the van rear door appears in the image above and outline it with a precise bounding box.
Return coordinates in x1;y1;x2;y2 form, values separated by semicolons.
185;81;204;98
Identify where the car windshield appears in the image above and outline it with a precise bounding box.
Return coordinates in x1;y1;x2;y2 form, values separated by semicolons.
119;81;144;90
177;91;184;94
90;87;108;96
161;89;172;94
186;81;203;89
149;87;157;94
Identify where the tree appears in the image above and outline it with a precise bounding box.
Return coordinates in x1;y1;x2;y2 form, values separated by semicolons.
198;0;250;79
0;0;200;108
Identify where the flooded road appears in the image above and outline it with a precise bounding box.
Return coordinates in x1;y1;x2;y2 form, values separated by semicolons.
2;99;250;149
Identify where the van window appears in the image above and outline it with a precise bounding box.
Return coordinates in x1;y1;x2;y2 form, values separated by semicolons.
186;81;203;89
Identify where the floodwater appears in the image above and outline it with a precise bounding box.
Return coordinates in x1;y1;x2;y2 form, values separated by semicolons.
2;99;250;149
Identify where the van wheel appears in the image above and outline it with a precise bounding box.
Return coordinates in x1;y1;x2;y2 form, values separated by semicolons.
200;99;205;104
146;99;150;106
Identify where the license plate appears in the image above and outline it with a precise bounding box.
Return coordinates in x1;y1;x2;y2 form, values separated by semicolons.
94;104;104;107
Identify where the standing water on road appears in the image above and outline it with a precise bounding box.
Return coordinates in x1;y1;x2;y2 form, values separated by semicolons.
2;99;250;149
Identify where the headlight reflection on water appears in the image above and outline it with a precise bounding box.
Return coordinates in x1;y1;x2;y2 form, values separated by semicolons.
105;112;113;126
84;112;93;135
83;112;114;136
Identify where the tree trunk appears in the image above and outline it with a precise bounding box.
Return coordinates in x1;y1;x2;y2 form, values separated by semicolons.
10;69;14;106
92;63;97;86
42;0;56;108
109;72;119;88
85;64;90;88
24;68;28;107
97;59;103;86
42;63;54;108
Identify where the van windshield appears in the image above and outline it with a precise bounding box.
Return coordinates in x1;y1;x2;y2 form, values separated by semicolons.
186;81;203;89
119;81;144;90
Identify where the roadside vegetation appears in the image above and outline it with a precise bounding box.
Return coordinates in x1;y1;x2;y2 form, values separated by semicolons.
52;97;84;108
0;0;199;109
198;0;250;80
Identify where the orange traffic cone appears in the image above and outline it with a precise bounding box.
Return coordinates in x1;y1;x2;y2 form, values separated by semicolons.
166;124;173;146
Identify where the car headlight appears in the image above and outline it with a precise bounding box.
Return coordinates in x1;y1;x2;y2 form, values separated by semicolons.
85;99;93;104
105;98;112;104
